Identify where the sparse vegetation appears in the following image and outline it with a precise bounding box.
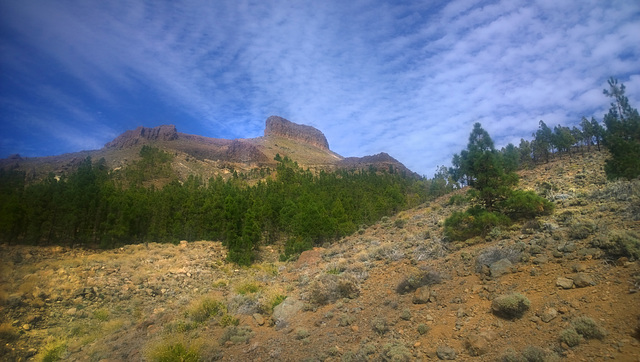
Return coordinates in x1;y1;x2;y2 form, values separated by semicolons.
491;293;530;319
559;328;583;347
395;269;442;294
219;326;253;345
571;316;606;340
147;340;200;362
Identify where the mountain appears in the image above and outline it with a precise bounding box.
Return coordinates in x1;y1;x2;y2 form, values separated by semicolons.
0;116;417;182
1;150;638;361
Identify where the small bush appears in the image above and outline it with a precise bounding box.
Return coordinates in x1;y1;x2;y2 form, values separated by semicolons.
491;293;530;319
93;308;109;322
395;270;442;294
593;230;640;259
499;190;554;220
447;194;467;206
521;346;546;362
571;316;605;340
219;314;239;327
338;313;356;327
444;208;511;241
308;274;359;306
188;298;225;323
148;341;199;362
236;282;261;295
382;342;411;361
295;328;310;340
475;246;521;273
400;309;411;321
371;317;389;335
417;323;430;335
394;219;407;229
37;339;67;362
569;220;596;240
559;328;583;347
219;326;253;344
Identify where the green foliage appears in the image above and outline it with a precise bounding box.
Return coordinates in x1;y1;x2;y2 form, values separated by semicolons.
0;153;427;264
148;341;200;362
417;323;430;335
498;190;554;220
602;78;640;180
571;316;606;340
444;208;511;242
559;328;583;347
235;282;260;295
38;339;67;362
219;326;253;344
187;298;225;323
491;293;530;319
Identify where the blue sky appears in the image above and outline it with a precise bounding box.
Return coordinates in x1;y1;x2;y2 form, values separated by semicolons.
1;0;639;177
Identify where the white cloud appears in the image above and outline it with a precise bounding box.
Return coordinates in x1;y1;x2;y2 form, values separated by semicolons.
1;0;639;176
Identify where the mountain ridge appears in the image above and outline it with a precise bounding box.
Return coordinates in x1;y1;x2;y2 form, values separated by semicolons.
0;116;419;181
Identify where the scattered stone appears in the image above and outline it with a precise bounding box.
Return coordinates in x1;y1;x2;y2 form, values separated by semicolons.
66;307;77;316
465;331;496;356
272;297;303;330
436;345;457;360
532;255;549;265
179;240;188;247
253;313;265;326
413;286;431;304
22;324;30;330
540;308;558;323
556;277;574;289
573;273;596;288
571;263;587;272
489;258;513;278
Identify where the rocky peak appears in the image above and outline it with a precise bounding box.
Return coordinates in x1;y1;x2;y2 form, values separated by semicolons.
264;116;329;151
105;125;178;149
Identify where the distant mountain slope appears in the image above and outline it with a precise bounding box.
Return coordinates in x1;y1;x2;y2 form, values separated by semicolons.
0;116;417;181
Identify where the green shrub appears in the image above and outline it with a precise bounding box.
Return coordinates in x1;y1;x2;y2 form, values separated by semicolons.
236;282;261;295
559;328;583;347
188;298;225;323
394;219;407;229
382;342;411;361
308;273;359;306
295;328;310;340
371;317;389;335
37;339;67;362
498;190;554;220
572;316;606;340
219;314;239;327
148;341;199;362
594;230;640;259
417;323;430;335
447;194;467;206
491;293;530;319
219;326;253;344
569;220;595;240
93;308;109;322
444;208;511;241
280;237;313;261
521;346;546;362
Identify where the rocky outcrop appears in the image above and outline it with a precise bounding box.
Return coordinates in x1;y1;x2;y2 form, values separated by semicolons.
264;116;329;150
338;152;419;177
226;140;269;163
105;125;178;149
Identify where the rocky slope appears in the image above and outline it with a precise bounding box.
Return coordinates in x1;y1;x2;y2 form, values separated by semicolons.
0;116;414;183
1;151;639;361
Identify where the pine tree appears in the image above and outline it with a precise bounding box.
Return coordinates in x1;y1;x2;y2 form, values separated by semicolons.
602;77;640;180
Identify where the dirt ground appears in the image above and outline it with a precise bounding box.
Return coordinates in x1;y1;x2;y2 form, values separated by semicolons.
1;151;639;361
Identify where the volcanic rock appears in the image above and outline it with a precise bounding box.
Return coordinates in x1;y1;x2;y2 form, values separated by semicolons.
105;125;178;149
264;116;330;150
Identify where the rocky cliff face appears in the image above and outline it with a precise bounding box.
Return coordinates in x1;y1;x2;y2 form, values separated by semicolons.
105;125;178;149
264;116;330;150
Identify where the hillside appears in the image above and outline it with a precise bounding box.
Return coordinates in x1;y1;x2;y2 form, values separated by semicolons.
1;150;639;361
0;116;416;184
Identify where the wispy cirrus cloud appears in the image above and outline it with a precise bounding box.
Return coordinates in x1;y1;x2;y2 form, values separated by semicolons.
1;0;638;176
